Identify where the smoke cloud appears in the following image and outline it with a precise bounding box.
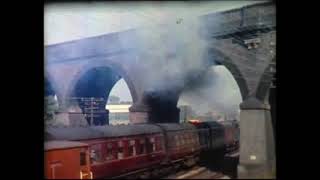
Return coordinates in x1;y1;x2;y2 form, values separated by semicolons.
45;3;245;120
178;66;242;119
121;11;242;119
132;15;211;94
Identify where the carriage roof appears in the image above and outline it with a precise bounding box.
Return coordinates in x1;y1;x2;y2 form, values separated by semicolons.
45;140;88;151
156;123;196;132
45;124;163;141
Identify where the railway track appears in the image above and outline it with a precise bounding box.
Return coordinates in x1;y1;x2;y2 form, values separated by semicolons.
163;166;230;179
163;166;204;179
162;150;239;179
189;170;227;179
225;150;239;158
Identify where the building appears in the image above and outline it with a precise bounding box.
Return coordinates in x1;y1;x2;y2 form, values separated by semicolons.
106;103;131;125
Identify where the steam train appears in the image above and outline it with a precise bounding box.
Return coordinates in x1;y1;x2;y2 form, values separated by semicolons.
44;120;239;179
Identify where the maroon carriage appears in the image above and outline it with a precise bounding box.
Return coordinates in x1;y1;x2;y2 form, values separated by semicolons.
156;123;201;167
46;124;166;179
219;121;239;153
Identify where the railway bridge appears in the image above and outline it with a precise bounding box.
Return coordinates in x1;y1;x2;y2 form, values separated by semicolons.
45;2;276;178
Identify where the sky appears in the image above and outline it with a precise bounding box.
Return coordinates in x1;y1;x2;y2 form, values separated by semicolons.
109;79;132;102
45;1;264;45
177;65;242;116
45;1;266;116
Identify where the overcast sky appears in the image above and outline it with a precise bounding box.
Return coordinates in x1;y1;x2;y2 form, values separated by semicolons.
45;1;266;114
45;1;264;45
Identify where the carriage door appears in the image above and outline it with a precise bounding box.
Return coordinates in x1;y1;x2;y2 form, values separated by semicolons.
80;147;93;179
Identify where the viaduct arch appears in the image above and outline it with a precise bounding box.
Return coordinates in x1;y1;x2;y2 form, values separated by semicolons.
45;2;276;178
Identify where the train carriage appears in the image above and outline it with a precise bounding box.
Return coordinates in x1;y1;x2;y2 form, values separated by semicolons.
188;120;239;169
156;123;201;167
188;121;225;150
44;140;92;179
219;121;239;153
45;121;239;179
46;124;166;179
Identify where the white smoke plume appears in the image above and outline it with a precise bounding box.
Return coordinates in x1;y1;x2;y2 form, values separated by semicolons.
133;15;211;93
178;66;242;119
45;2;246;120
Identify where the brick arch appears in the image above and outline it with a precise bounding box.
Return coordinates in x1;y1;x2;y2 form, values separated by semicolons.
255;59;276;101
44;73;63;106
65;61;138;104
209;47;249;100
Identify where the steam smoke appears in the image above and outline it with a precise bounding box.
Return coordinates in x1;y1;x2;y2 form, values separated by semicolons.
178;66;242;118
45;4;243;120
124;13;241;119
133;16;211;93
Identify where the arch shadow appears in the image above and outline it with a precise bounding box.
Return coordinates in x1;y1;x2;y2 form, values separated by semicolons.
64;61;138;125
65;61;138;103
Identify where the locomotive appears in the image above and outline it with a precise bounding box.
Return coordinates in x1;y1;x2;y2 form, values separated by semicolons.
44;121;239;179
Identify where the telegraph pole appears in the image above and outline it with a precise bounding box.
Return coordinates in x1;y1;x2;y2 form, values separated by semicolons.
67;97;104;126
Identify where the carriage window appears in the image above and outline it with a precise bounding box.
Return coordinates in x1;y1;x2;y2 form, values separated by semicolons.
150;137;156;152
180;134;185;145
194;133;198;143
136;139;145;155
178;134;182;145
175;135;180;146
190;133;194;144
174;135;179;141
128;140;136;157
184;134;187;144
117;141;124;159
146;137;154;153
184;134;188;144
90;144;102;164
155;137;162;151
185;134;189;144
106;143;115;161
186;134;191;144
167;133;173;147
80;149;87;166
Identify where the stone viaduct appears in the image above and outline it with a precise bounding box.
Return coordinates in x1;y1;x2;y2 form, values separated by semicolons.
45;2;276;178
